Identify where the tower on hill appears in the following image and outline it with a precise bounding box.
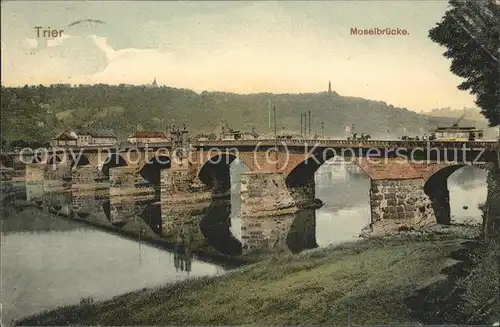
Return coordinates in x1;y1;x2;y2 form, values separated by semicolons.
328;80;332;93
152;77;158;87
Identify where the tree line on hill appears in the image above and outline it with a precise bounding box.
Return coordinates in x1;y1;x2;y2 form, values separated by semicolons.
0;84;486;144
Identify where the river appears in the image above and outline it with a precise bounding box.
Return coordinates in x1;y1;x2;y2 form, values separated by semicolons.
0;162;487;325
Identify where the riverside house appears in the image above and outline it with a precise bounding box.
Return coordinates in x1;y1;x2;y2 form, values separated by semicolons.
50;131;117;147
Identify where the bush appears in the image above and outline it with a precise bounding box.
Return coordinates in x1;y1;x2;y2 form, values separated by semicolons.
456;242;500;324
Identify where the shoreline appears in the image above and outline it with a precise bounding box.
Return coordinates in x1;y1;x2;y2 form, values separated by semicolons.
15;225;498;326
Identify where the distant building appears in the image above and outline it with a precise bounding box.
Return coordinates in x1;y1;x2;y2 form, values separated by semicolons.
77;132;92;146
90;134;117;146
50;131;78;147
220;130;258;140
51;131;117;147
127;131;168;144
220;130;242;140
328;80;332;93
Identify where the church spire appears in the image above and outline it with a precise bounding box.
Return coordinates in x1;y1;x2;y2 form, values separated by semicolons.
152;77;158;87
328;80;332;93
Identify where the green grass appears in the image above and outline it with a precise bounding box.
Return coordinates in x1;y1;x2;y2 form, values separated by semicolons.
17;234;475;326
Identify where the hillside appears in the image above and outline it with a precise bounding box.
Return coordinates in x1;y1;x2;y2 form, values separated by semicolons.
0;85;481;142
426;107;487;120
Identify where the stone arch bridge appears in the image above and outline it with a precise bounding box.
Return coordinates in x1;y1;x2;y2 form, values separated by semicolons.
9;139;499;236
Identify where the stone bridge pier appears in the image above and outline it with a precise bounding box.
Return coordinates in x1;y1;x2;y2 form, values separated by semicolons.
369;179;436;232
71;189;107;219
25;164;46;202
160;156;212;207
109;166;156;202
160;201;206;270
71;166;108;191
25;163;72;202
359;158;497;234
240;172;299;217
241;208;317;255
105;196;139;227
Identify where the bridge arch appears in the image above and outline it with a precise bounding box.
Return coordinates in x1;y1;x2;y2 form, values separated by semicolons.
71;154;90;168
423;163;490;225
197;152;251;197
285;153;369;188
101;154;128;176
32;152;48;164
283;153;372;227
140;204;163;236
199;202;242;256
139;155;171;185
47;155;62;165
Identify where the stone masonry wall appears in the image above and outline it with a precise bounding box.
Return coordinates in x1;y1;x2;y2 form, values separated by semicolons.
108;198;137;225
160;168;211;205
43;163;71;193
72;166;109;191
25;164;46;202
287;179;323;209
241;215;295;255
43;163;71;181
160;206;206;240
25;164;45;184
370;179;436;233
109;166;155;198
240;172;298;218
71;191;97;215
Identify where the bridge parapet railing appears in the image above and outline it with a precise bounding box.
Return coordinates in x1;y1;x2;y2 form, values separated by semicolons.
5;139;495;156
192;139;497;148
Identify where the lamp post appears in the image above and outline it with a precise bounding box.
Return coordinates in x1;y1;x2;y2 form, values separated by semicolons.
300;113;304;138
308;110;311;138
301;113;307;138
273;106;278;170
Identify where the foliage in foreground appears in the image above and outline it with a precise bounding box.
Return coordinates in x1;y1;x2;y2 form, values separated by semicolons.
429;0;500;127
456;241;500;324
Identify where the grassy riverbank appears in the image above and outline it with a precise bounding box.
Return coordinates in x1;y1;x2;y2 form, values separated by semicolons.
17;229;498;326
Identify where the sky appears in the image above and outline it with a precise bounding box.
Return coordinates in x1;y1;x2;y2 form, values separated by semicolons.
1;1;478;112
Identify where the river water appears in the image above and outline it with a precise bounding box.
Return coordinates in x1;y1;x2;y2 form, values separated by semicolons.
0;162;487;325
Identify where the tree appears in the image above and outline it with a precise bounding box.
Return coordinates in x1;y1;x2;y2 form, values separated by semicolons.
429;0;500;127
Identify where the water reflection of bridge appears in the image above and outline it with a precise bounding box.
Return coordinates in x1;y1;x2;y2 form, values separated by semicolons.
17;182;321;268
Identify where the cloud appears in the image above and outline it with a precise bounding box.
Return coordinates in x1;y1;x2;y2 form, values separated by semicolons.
47;33;72;48
23;38;38;49
1;1;477;111
2;34;108;85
